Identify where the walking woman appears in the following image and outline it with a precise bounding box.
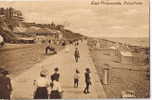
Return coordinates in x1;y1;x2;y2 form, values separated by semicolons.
33;70;50;99
50;78;63;99
0;69;12;99
83;68;91;94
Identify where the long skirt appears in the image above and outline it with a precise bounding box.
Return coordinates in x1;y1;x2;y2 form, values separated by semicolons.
34;87;48;99
0;92;10;99
50;90;61;99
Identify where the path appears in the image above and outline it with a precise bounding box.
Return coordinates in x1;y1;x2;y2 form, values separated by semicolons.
11;40;106;99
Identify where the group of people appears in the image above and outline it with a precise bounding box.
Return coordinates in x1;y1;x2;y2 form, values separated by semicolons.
73;41;92;94
33;67;92;99
33;67;62;99
0;39;92;99
73;68;92;94
0;66;92;99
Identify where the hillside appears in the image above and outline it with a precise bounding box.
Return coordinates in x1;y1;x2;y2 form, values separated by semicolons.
0;7;84;43
0;20;18;42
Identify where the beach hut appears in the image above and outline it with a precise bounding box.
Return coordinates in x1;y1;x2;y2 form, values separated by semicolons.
109;46;119;56
120;51;133;64
119;51;148;65
96;40;101;48
132;53;149;66
102;46;119;56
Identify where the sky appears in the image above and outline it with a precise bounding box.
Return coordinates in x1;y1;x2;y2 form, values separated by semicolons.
0;0;149;38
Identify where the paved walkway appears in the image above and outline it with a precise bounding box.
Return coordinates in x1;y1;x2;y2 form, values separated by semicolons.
11;41;106;99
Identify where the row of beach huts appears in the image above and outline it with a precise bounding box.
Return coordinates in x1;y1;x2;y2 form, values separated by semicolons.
87;38;149;66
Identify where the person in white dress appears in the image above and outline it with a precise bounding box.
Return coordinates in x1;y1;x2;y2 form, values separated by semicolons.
50;78;63;99
33;70;50;99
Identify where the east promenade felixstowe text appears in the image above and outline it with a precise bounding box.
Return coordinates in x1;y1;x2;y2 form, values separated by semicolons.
91;0;143;5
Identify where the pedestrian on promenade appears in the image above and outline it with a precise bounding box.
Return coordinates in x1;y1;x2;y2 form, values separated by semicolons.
49;78;63;99
74;47;80;63
74;41;79;47
33;70;50;99
50;67;60;87
45;40;52;54
62;40;66;46
77;41;79;46
74;69;80;88
83;68;91;94
0;68;12;99
45;40;57;55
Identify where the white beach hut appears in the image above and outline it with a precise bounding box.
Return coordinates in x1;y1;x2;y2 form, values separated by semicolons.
120;51;133;64
100;45;120;57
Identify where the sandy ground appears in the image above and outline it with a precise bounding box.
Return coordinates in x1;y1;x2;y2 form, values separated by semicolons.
0;43;64;77
89;49;150;98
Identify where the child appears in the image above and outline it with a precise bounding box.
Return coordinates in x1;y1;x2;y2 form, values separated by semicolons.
74;69;80;88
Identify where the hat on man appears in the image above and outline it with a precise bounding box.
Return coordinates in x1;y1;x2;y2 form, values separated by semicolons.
86;68;90;73
54;67;59;72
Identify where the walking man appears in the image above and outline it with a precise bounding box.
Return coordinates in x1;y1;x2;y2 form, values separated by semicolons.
83;68;91;94
74;48;80;63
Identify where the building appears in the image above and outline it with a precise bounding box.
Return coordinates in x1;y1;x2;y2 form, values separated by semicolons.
119;51;133;65
0;7;23;21
119;51;148;66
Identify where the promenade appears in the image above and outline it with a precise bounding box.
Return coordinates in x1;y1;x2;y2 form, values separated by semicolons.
11;40;106;99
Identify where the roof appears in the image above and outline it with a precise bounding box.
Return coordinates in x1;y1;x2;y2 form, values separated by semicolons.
109;46;117;50
19;37;34;40
120;51;132;56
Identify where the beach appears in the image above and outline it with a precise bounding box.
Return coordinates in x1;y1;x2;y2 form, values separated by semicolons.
89;39;149;98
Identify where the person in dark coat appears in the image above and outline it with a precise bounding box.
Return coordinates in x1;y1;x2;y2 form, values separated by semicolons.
74;48;80;63
50;67;60;88
83;68;91;94
0;69;12;99
51;67;60;82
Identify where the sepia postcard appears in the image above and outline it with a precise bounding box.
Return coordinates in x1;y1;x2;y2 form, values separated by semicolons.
0;0;150;99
